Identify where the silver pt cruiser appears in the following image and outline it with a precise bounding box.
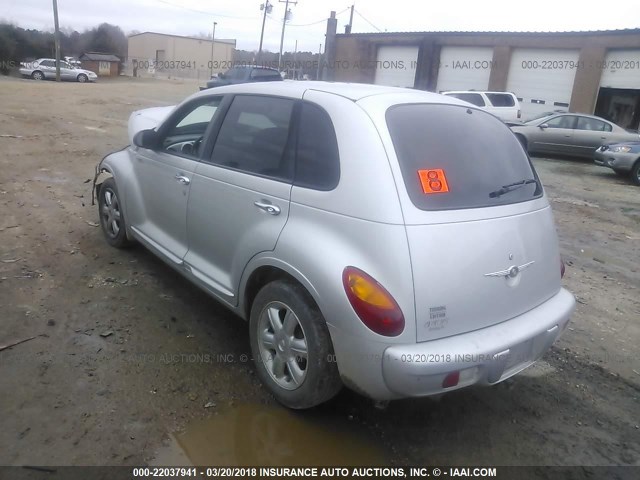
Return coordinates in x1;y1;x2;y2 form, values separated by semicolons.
94;82;575;409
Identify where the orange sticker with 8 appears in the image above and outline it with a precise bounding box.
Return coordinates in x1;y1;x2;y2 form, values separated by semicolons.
418;169;449;194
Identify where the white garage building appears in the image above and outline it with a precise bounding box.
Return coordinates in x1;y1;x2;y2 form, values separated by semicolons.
328;28;640;129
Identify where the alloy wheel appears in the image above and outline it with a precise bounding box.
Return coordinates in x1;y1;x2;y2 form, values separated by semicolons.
257;301;309;390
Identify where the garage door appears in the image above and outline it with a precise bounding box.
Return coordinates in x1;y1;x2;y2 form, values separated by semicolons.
435;46;494;92
374;46;418;88
599;50;640;89
506;48;579;120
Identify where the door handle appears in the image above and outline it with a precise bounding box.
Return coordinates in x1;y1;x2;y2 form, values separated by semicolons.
254;201;281;215
175;174;190;185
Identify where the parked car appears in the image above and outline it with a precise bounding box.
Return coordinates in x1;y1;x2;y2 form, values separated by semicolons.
510;112;639;158
594;141;640;185
441;91;521;122
94;82;575;408
19;58;97;82
200;65;282;91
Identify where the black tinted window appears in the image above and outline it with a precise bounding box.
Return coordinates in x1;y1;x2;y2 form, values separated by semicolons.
295;103;340;190
486;93;515;107
386;104;541;211
210;95;294;181
448;93;485;107
225;67;246;80
251;68;281;79
40;60;54;67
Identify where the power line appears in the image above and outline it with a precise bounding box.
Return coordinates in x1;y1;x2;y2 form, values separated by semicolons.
266;6;350;27
153;0;257;20
354;9;382;32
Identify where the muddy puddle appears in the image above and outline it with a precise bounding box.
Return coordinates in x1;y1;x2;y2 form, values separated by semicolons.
152;403;387;466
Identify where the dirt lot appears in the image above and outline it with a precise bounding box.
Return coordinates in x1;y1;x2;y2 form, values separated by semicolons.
0;76;638;472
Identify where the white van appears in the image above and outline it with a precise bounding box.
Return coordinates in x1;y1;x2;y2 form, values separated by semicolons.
442;91;521;122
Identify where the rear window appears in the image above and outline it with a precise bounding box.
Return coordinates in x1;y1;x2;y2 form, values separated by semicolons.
486;93;516;107
251;68;282;80
386;104;542;211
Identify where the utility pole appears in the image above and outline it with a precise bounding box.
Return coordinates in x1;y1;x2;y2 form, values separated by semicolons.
292;39;297;79
316;43;322;80
52;0;61;81
345;4;355;34
258;1;272;64
277;0;297;72
209;21;217;77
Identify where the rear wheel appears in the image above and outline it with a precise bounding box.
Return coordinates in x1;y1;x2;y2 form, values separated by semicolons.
631;160;640;186
77;74;88;83
249;280;342;409
31;71;44;81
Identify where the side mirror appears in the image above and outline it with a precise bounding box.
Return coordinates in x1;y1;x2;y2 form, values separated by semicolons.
133;129;158;149
539;123;549;130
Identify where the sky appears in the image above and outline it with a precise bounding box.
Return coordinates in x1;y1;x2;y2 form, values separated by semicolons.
1;0;639;53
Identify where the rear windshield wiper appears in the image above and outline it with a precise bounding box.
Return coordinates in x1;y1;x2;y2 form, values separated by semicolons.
489;178;538;198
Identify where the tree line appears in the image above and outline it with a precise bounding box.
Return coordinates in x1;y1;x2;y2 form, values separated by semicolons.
0;22;127;73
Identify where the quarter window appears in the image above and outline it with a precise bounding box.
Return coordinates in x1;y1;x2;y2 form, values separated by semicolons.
210;95;295;181
294;103;340;190
160;97;223;158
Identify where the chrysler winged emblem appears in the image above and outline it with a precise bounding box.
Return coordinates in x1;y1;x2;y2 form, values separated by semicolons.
484;261;535;278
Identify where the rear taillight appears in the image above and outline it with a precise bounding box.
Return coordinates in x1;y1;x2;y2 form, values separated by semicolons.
342;267;404;337
560;258;566;278
517;109;521;119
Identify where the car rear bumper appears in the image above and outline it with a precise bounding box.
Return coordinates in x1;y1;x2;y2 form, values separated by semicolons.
381;288;575;397
594;149;636;172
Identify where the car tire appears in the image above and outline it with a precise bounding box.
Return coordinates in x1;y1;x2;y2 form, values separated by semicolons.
77;74;88;83
98;178;133;248
31;71;44;81
249;280;342;409
631;160;640;186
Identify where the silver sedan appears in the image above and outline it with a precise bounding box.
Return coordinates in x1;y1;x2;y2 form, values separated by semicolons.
511;113;639;158
19;58;98;83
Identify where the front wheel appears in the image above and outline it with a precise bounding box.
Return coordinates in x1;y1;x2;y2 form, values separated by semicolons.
31;71;44;80
98;178;133;248
77;74;88;83
249;280;342;409
631;160;640;186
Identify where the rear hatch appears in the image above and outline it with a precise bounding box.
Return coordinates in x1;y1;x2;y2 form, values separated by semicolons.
384;103;562;342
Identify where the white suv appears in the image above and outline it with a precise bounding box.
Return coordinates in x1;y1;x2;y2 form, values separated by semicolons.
442;91;521;122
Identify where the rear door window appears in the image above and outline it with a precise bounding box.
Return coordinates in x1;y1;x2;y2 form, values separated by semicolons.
576;117;612;132
209;95;295;181
386;104;541;211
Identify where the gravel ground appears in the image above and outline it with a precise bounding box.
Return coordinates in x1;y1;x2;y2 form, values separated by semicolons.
0;76;638;471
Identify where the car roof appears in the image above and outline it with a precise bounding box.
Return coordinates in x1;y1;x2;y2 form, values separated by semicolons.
443;91;516;95
230;65;279;71
194;81;456;103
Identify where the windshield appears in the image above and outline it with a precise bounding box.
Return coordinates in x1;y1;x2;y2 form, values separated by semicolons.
386;103;542;211
524;112;557;124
